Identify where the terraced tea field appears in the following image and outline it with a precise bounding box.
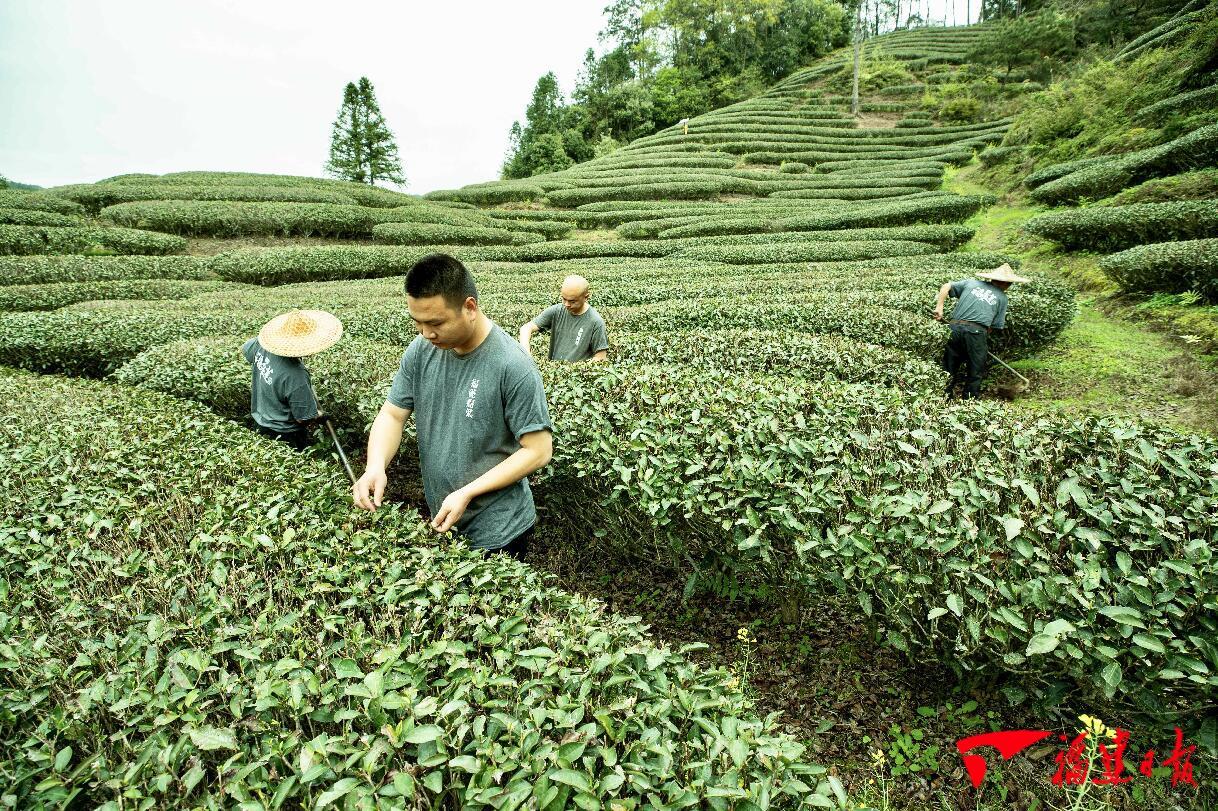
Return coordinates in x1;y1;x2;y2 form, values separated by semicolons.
2;20;1216;810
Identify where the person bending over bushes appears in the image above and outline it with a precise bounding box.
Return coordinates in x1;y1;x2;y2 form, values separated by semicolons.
353;253;553;561
241;309;342;450
933;262;1028;399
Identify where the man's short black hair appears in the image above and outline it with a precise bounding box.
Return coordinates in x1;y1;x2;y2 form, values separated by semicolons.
405;253;478;310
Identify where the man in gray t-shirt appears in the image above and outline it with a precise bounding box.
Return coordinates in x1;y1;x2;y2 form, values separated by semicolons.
932;263;1029;399
519;274;609;362
240;309;343;450
242;338;318;438
353;254;553;558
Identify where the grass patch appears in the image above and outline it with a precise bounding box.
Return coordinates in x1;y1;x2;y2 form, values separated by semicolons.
1007;298;1218;436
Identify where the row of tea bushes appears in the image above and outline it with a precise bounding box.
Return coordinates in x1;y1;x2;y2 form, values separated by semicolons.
88;170;419;207
112;349;1218;717
668;239;940;264
0;255;215;286
49;181;363;211
0;279;237;311
0;368;839;809
0;207;82;227
0;189;86;215
1099;238;1218;299
0;265;1073;376
371;222;545;247
1023;200;1218;252
1028;124;1218;205
425;182;546;205
1113;0;1210;63
742;148;974;166
0;224;186;256
99;199;571;242
1134;85;1218;125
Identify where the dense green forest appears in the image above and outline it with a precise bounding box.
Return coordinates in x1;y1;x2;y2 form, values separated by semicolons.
500;0;1199;178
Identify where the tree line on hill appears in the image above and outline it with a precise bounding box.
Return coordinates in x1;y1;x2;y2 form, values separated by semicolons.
499;0;1198;179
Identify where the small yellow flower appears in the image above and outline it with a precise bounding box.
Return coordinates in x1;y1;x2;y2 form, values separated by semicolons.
737;627;754;643
1079;714;1111;737
871;749;887;765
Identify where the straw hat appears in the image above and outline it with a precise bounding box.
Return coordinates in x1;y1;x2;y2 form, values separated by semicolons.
257;309;343;357
977;263;1030;284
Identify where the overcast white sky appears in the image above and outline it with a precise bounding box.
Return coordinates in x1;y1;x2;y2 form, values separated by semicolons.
0;0;971;194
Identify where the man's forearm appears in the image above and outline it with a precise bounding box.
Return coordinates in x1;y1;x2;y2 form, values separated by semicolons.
457;445;548;501
365;409;405;473
934;283;951;309
518;323;538;345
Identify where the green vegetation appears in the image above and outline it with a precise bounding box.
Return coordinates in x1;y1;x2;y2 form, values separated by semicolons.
5;5;1218;807
1023;200;1218;251
324;76;406;186
0;368;837;808
1100;238;1218;299
0;224;186;256
371;222;544;246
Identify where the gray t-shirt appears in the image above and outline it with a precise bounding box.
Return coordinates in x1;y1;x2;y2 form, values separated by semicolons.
241;338;318;433
532;304;609;362
386;323;552;550
948;279;1008;329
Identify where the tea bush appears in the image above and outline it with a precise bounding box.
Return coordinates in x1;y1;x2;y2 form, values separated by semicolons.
205;245;494;285
1023;201;1218;251
113;171;418;207
111;354;1218;715
1134;85;1218;125
0;255;215;286
0;279;235;311
0;224;186;256
0;207;81;227
546;181;741;207
51;182;361;211
424;183;546;205
769;186;928;201
1098;238;1218;299
1022;156;1111;190
773;194;988;230
495;219;573;240
978;146;1021;167
1113;7;1207;62
1029;124;1218;205
669;239;941;264
100;201;384;238
371;222;544;246
0;189;86;215
1109;169;1218;205
0;368;838;809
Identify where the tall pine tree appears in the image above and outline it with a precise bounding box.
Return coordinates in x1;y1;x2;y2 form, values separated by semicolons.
325;77;406;187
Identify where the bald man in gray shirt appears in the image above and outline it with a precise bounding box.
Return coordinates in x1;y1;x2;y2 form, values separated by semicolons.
519;275;609;363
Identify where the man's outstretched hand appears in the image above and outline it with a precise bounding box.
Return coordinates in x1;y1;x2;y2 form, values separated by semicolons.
431;489;472;533
353;469;387;511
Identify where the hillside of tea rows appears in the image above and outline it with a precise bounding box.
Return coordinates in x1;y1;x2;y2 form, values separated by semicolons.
2;11;1217;810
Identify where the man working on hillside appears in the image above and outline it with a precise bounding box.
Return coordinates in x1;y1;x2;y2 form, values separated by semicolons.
241;309;342;449
519;274;609;362
933;262;1029;400
353;253;553;560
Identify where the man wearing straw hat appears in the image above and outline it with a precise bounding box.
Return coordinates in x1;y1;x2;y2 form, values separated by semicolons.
241;309;343;449
353;253;553;561
932;262;1029;400
518;274;609;363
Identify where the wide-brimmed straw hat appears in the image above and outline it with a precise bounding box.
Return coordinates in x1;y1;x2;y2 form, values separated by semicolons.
258;309;343;357
977;262;1030;284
